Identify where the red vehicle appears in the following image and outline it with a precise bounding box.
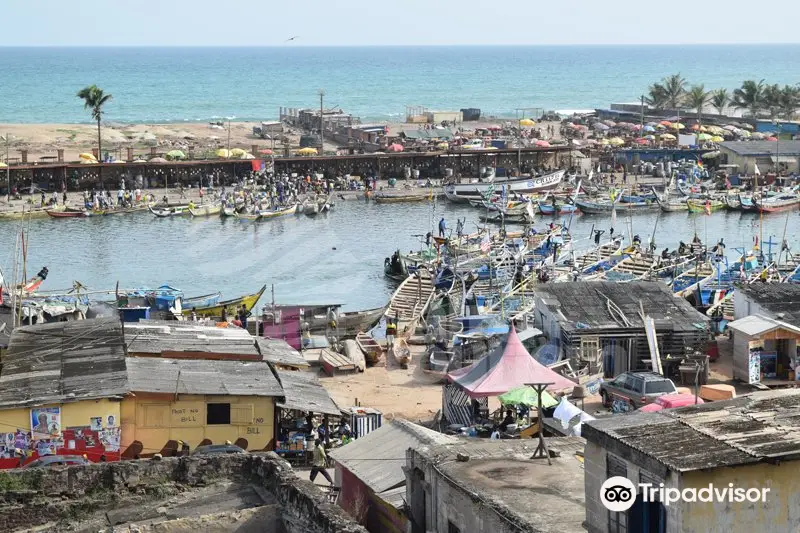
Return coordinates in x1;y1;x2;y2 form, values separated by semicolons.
638;393;704;412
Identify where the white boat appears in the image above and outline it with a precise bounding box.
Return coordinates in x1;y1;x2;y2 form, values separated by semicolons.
443;170;565;203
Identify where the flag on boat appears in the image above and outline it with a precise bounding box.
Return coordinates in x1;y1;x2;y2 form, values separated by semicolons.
480;234;491;253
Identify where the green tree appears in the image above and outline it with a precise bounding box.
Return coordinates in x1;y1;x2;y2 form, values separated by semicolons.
684;85;709;123
778;85;800;121
645;83;668;110
731;80;765;117
709;89;728;116
762;84;783;120
661;73;688;109
76;85;113;168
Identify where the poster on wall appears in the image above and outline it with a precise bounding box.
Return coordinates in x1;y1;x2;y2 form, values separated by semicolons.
90;417;103;431
99;427;120;452
106;415;117;428
36;439;63;456
30;407;61;440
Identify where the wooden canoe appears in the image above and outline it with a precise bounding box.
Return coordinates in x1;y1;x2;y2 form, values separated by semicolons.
338;306;385;337
234;211;262;221
181;284;266;318
188;203;222;217
221;206;237;217
356;332;383;364
391;337;412;368
46;209;88;218
149;205;189;217
320;348;357;376
259;204;297;219
384;269;435;334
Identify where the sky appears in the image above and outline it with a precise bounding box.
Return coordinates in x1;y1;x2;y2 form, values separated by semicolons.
3;0;800;46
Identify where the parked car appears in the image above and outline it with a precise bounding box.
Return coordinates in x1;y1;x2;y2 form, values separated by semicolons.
191;444;247;456
23;455;89;468
600;371;677;410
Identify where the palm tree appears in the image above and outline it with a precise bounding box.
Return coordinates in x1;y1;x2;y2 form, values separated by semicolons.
731;80;765;117
762;84;782;120
645;83;668;110
778;85;800;121
77;85;113;165
709;89;728;116
684;85;708;124
661;73;688;110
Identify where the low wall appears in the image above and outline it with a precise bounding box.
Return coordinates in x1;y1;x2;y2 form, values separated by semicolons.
0;452;366;533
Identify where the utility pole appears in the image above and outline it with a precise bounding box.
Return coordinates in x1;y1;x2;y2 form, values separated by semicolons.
319;89;325;154
4;134;9;203
639;95;645;139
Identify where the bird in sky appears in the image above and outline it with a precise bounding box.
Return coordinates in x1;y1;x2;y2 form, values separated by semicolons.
285;36;299;42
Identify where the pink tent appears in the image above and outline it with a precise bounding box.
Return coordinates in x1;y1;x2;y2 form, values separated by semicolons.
447;327;576;398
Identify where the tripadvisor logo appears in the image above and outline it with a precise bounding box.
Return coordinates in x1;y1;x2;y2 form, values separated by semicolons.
601;476;771;511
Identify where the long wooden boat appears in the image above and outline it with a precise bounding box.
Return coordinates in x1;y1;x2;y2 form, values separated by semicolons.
46;209;88;218
385;269;435;335
687;198;724;213
722;195;741;211
391;336;412;368
355;332;383;364
752;194;800;213
181;284;267;318
303;198;319;216
575;238;624;272
737;194;756;212
149;205;189;217
537;201;579;215
183;291;222;309
604;254;659;282
221;206;237;217
234;211;261;221
339;306;386;337
374;191;432;203
259;204;297;219
655;195;689;212
443;169;564;203
188;203;222;217
671;262;716;298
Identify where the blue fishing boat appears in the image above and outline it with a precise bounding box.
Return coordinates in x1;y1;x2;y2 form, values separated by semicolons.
537;201;579;215
621;193;657;203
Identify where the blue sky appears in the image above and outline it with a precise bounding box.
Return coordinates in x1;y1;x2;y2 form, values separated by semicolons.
3;0;800;46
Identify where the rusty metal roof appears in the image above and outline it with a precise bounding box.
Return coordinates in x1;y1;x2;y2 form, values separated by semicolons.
276;370;340;416
585;389;800;472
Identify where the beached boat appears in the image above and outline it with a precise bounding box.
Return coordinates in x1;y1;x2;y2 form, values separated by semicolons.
149;205;189;217
181;284;266;318
686;198;724;213
603;253;660;282
221;206;237;217
355;332;383;364
671;262;716;298
385;269;435;335
374;190;432;203
443;169;564;203
188;203;222;217
259;204;298;219
336;306;385;337
183;291;222;309
391;337;412;368
753;194;800;213
46;208;89;218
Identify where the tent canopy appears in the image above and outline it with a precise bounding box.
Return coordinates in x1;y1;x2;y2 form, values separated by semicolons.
447;326;576;398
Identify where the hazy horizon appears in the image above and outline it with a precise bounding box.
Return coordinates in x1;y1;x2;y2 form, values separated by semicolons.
4;0;800;47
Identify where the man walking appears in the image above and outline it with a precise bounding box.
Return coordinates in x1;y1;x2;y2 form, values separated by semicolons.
438;216;447;238
309;438;333;484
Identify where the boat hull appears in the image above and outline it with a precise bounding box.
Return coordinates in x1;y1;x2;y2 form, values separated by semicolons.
181;284;266;318
443;170;564;202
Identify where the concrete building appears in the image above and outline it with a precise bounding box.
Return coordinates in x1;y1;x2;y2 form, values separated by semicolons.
406;437;587;533
719;140;800;175
583;389;800;533
329;419;456;533
734;283;800;327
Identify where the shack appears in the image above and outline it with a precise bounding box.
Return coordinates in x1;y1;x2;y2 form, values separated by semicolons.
719;140;800;174
330;419;456;533
534;282;710;378
728;315;800;385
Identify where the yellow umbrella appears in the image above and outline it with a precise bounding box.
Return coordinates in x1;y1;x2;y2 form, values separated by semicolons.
519;118;535;127
608;137;625;145
216;148;232;158
437;142;449;149
296;147;318;155
230;148;247;157
599;138;610;145
79;152;97;160
711;135;725;142
673;123;685;130
661;133;676;140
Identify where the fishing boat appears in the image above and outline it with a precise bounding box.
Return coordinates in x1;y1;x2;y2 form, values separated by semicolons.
686;198;724;213
221;206;237;217
537;201;579;215
234;210;262;221
391;336;412;368
671;262;716;298
336;306;386;337
654;195;689;212
149;205;189;217
181;284;267;318
188;203;222;217
183;291;222;309
621;192;657;203
603;253;660;282
573;199;616;214
46;209;89;218
303;198;320;216
575;238;624;272
753;194;800;213
737;194;756;212
355;332;383;364
374;191;432;203
443;169;565;203
722;195;741;211
259;204;298;219
385;269;436;335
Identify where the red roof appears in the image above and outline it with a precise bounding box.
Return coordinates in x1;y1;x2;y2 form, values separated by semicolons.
447;326;576;398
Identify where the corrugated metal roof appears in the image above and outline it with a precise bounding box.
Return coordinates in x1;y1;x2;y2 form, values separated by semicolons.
276;370;340;416
736;283;800;326
585;389;800;472
0;318;128;408
126;321;259;356
256;338;309;368
126;358;282;396
728;315;800;337
330;419;457;494
720;140;800;157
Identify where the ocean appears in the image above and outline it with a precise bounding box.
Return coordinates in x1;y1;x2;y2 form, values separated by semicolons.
0;45;798;124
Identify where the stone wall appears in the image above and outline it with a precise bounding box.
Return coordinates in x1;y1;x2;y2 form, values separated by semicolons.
0;452;366;533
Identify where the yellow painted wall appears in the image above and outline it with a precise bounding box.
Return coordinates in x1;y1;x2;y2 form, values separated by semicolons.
681;462;800;533
0;398;121;434
121;393;275;454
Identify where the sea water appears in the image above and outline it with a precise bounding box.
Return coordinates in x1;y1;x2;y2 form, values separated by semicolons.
0;45;798;124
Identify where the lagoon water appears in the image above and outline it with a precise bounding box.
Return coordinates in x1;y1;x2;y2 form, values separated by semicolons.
0;45;799;124
0;201;794;311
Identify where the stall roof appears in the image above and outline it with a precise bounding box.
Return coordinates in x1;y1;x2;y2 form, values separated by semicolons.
256;338;309;368
727;315;800;337
719;140;800;156
329;419;456;499
276;370;340;416
127;358;282;397
0;318;128;408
